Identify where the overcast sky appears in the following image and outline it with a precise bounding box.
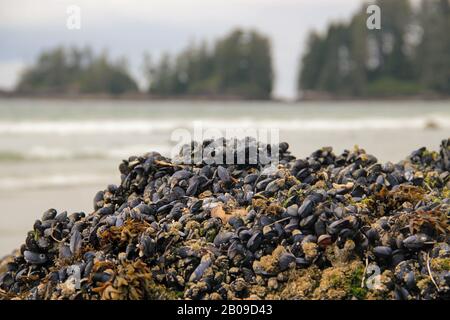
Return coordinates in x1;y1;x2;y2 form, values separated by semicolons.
0;0;368;99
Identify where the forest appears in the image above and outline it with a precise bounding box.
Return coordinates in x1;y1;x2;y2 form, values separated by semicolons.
16;47;139;95
16;29;273;99
298;0;450;98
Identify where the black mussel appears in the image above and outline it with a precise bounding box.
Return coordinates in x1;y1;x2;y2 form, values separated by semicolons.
138;235;156;257
37;237;50;250
59;245;72;259
23;251;47;265
386;174;399;187
228;216;244;229
394;286;410;300
70;230;82;255
296;168;311;180
244;174;259;185
284;220;299;233
93;191;104;210
291;230;304;243
351;185;366;198
105;215;117;226
301;234;317;244
237;228;252;242
134;203;151;215
286;204;299;217
278;252;296;271
157;203;173;214
83;251;96;261
97;206;113;216
126;243;137;260
365;228;379;243
186;177;199;196
327;219;350;235
373;246;392;259
0;272;14;290
55;211;68;223
265;180;278;193
256;178;273;190
376;175;385;185
171;169;192;181
92;272;112;284
299;215;317;229
295;257;310;267
217;166;231;184
279;142;289;153
190;199;203;213
297;199;314;218
167;203;184;220
228;241;245;261
403;234;431;251
42;208;57;221
338;228;355;241
247;232;263;252
293;159;308;170
214;232;234;247
392;250;406;266
314;218;327;236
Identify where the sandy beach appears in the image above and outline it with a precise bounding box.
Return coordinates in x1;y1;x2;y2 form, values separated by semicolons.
0;186;100;256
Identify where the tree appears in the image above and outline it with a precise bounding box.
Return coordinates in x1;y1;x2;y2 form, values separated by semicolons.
298;32;326;91
17;46;138;95
147;28;274;99
297;0;449;97
370;0;414;80
215;29;273;98
416;0;450;93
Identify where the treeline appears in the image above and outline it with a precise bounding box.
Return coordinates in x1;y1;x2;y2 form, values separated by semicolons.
298;0;450;98
16;29;273;99
16;4;450;100
146;29;273;99
17;47;139;95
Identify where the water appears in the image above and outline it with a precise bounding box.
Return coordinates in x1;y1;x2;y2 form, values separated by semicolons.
0;98;449;256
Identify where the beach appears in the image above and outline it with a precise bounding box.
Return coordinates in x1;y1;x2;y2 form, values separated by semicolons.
0;98;449;256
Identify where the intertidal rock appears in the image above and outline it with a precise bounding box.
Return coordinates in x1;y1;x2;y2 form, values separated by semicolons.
0;138;449;300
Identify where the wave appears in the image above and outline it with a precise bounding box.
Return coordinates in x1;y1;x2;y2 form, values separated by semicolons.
0;173;112;190
0;116;448;135
0;144;172;162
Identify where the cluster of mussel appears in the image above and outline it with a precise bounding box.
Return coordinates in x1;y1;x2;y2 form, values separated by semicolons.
0;138;449;300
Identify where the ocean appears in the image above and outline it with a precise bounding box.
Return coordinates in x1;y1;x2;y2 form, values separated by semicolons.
0;98;449;256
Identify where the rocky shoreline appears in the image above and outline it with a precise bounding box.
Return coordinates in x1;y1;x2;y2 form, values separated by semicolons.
0;138;449;300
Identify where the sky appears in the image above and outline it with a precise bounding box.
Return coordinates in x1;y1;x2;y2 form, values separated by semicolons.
0;0;368;99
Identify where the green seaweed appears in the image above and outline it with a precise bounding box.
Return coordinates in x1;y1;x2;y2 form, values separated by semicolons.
349;266;368;300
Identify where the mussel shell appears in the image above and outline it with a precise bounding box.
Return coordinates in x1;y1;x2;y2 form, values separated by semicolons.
297;199;313;218
278;253;296;271
246;232;263;252
403;234;430;250
69;230;82;255
41;209;57;221
23;251;47;265
213;232;234;247
373;246;392;259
